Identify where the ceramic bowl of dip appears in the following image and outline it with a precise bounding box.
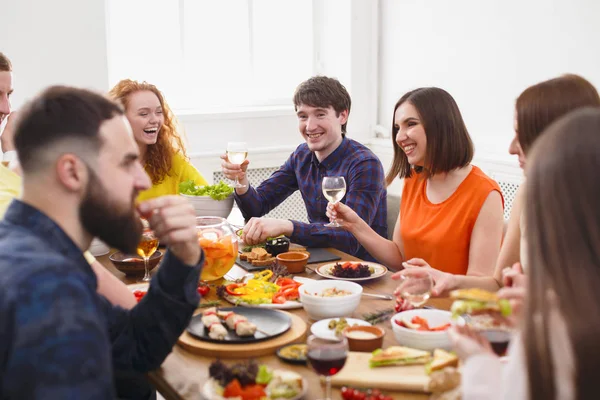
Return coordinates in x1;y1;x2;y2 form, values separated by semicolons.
342;325;385;352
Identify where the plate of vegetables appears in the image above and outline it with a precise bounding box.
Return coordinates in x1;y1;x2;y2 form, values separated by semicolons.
217;269;304;309
203;360;307;400
316;261;388;281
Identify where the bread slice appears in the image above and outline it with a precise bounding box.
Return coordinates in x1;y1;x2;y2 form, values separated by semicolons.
251;257;276;267
426;349;459;374
240;252;253;261
251;247;268;260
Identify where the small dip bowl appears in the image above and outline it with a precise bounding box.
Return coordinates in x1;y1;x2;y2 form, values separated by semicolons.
342;325;385;352
276;251;309;274
265;237;291;256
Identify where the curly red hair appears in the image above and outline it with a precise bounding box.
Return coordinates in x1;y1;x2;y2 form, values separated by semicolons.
109;79;187;185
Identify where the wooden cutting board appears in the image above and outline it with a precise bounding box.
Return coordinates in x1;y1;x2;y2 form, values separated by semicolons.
177;311;307;359
331;352;431;393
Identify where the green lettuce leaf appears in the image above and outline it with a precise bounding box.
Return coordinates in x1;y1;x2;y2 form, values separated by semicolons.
255;365;273;385
178;180;234;200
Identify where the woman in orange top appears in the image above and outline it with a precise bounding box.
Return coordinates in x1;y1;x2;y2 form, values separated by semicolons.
328;87;504;279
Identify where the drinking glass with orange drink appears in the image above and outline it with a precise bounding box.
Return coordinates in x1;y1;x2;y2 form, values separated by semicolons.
137;219;159;282
196;217;238;281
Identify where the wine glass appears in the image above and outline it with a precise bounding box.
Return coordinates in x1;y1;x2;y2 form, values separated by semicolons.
397;269;434;307
137;224;159;282
226;142;248;188
322;176;346;227
306;334;348;400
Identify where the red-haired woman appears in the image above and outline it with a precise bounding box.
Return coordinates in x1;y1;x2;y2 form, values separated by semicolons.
109;79;207;201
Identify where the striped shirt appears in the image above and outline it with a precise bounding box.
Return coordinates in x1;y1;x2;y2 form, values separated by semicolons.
235;137;387;261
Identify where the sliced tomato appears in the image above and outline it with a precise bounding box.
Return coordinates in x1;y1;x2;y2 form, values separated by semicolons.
411;316;430;330
341;262;352;269
272;293;287;304
275;277;296;287
430;323;451;331
239;384;266;400
223;379;243;397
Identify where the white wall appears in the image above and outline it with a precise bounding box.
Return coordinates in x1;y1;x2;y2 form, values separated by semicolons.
1;0;110;105
2;0;379;181
378;0;600;164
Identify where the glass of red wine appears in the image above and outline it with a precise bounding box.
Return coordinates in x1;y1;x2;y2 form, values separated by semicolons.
306;334;348;400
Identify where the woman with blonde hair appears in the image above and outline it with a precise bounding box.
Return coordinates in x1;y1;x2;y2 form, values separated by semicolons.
109;80;207;200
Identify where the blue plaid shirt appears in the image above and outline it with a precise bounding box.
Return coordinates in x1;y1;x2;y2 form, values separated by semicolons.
0;200;203;399
235;137;387;261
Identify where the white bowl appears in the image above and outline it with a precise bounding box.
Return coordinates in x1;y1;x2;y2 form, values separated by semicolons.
390;309;455;351
180;193;234;218
88;238;110;257
299;280;362;320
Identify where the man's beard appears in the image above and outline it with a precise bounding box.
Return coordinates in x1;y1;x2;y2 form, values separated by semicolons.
79;168;142;254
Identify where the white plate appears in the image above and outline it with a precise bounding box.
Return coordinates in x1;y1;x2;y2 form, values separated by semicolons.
127;283;149;292
310;317;371;341
315;262;388;281
222;293;303;309
201;377;307;400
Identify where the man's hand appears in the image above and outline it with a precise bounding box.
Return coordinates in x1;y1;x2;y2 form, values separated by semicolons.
1;111;18;152
220;154;250;194
241;217;294;245
138;196;200;266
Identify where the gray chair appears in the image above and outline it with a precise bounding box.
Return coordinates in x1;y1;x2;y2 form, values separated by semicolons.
386;193;401;239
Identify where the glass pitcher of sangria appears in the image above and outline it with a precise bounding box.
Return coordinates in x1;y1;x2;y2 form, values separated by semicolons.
196;217;238;281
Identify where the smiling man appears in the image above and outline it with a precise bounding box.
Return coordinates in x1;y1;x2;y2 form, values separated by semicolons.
0;86;204;399
221;76;387;261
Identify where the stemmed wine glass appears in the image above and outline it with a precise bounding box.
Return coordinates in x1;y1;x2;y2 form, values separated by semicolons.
322;176;346;227
397;269;434;307
137;221;159;282
306;334;348;400
226;142;248;188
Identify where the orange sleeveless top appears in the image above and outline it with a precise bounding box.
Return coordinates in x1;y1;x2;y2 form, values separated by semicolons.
400;166;503;275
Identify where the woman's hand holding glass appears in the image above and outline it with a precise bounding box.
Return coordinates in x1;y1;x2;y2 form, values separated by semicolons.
322;176;346;227
325;201;361;232
392;266;439;312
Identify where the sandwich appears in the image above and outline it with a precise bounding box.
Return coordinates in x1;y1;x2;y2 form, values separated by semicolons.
450;288;512;319
369;346;431;368
425;349;459;374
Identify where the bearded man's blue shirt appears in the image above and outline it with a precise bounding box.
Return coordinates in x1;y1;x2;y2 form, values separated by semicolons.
0;200;204;399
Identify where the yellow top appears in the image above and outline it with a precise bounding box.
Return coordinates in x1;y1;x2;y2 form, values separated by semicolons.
137;152;208;201
0;164;21;218
0;164;97;263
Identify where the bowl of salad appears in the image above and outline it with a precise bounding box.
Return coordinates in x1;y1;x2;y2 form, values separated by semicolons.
179;180;234;219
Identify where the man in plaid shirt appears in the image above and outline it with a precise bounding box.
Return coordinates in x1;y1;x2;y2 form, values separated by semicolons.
221;76;387;261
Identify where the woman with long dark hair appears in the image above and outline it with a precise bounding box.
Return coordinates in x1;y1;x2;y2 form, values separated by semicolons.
450;107;600;399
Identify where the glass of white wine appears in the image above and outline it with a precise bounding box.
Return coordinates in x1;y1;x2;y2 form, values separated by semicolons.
398;269;434;307
226;142;248;189
322;176;346;227
137;226;159;282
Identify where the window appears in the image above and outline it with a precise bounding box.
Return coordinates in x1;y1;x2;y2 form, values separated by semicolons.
106;0;314;112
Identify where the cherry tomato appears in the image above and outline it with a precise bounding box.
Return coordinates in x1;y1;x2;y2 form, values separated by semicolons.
341;386;353;400
354;391;366;400
197;284;210;296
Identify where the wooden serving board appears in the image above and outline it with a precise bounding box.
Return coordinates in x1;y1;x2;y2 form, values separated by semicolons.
177;311;307;358
331;352;431;393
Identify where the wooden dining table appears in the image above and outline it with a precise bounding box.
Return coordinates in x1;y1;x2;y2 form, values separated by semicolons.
98;248;452;400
